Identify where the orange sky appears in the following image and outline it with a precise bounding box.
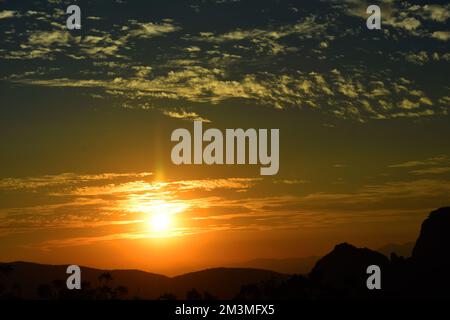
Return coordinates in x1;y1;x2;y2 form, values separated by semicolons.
0;170;442;275
1;0;449;276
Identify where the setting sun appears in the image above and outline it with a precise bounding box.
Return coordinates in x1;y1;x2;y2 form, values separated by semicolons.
150;213;171;232
126;197;188;236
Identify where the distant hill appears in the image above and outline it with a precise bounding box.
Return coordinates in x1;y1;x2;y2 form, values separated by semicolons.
0;262;287;300
172;268;287;299
227;256;319;275
377;242;414;258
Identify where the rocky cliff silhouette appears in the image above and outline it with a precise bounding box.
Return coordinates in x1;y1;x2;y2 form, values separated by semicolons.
237;207;450;300
409;207;450;298
412;207;450;267
309;243;390;299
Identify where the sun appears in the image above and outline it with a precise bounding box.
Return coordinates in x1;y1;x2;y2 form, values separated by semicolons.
146;201;186;235
149;212;171;232
127;198;188;236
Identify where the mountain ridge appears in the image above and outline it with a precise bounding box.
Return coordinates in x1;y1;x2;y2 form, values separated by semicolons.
1;207;449;299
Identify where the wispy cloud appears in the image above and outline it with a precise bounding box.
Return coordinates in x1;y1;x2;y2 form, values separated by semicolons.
432;31;450;41
389;155;448;168
1;168;447;248
12;65;444;121
0;172;153;191
0;10;20;19
1;1;448;122
193;17;327;55
128;21;181;38
163;110;211;122
411;167;450;175
344;1;449;38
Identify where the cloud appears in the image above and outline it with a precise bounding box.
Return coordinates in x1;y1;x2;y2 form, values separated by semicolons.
1;1;448;122
421;4;450;22
274;179;308;185
0;10;19;19
81;44;120;56
28;30;71;46
185;46;201;53
173;178;260;192
163;110;211;122
2;29;74;60
193;17;327;55
128;21;181;38
432;31;450;41
0;17;180;60
0;172;153;191
1;168;448;248
298;179;450;208
12;64;444;121
86;16;102;21
404;51;429;65
0;173;258;196
345;2;449;37
399;99;420;110
388;17;421;31
345;1;421;32
388;156;450;176
195;18;325;42
0;174;262;240
412;167;450;175
389;156;448;168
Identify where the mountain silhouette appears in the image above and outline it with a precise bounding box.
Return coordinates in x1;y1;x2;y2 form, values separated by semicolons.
1;207;449;300
309;243;390;298
412;207;450;267
227;256;319;274
408;207;450;298
377;242;414;258
235;207;450;300
172;268;287;299
0;262;286;300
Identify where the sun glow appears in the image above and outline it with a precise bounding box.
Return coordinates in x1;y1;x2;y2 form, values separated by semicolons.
150;212;171;232
127;198;188;236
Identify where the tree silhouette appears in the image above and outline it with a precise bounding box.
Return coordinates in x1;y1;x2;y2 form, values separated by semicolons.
97;272;114;299
0;265;13;276
203;291;217;301
98;272;113;283
159;293;177;300
114;285;129;299
0;265;13;299
37;284;55;300
236;283;262;300
50;279;65;300
186;288;202;300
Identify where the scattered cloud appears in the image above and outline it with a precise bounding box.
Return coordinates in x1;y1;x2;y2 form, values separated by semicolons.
0;10;19;19
11;63;445;121
0;172;153;191
0;1;448;122
163;110;211;122
389;156;450;176
432;31;450;41
412;167;450;175
128;21;181;38
420;4;450;22
1;171;447;247
404;51;429;65
389;156;448;168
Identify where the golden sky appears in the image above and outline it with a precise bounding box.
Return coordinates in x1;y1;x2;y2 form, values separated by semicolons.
0;0;449;275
